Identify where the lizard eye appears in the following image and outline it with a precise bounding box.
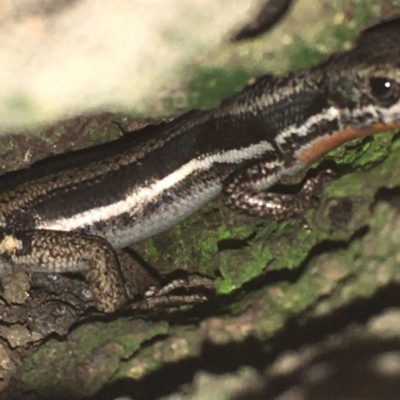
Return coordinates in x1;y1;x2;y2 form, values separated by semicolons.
369;77;400;107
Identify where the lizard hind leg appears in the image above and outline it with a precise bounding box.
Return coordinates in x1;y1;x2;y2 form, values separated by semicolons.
0;230;128;313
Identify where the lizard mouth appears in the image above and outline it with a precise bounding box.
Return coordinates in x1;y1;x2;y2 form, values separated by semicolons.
296;120;400;166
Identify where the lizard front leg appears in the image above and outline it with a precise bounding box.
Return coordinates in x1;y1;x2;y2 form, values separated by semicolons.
223;156;325;219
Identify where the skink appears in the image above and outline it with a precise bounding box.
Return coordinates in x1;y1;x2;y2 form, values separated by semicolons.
1;18;400;312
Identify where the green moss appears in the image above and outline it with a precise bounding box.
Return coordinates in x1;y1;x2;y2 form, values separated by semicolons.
286;1;375;71
287;41;325;71
191;220;255;277
275;229;314;269
142;238;159;259
325;132;394;169
215;242;274;294
187;67;253;109
18;318;171;398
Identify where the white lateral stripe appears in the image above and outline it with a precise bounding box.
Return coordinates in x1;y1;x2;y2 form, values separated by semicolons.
37;141;273;231
275;106;340;145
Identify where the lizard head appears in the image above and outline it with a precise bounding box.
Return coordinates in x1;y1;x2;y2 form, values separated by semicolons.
295;17;400;166
325;17;400;129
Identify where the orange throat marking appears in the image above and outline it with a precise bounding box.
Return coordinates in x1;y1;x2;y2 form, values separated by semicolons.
297;120;400;166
